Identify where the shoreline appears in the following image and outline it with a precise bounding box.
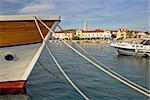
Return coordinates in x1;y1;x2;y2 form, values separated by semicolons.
50;39;111;43
73;39;110;43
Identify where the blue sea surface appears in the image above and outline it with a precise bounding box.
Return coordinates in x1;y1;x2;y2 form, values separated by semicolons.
3;42;149;100
26;42;149;100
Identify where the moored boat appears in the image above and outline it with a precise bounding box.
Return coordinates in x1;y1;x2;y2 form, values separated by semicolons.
110;39;150;57
0;15;60;94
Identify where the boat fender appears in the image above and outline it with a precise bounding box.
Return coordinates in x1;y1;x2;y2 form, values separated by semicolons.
2;52;16;61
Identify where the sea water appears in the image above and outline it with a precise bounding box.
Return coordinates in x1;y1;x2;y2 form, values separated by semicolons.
2;42;149;100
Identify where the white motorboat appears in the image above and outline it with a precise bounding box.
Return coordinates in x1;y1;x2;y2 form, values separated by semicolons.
110;39;150;57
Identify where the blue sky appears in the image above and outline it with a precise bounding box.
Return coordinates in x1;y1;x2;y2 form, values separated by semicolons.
0;0;149;31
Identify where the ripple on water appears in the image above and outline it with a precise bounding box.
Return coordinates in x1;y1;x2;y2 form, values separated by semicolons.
16;43;149;100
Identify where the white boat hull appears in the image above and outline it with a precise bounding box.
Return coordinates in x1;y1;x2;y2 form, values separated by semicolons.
0;15;60;94
110;40;150;57
116;48;137;56
116;48;149;57
0;43;42;82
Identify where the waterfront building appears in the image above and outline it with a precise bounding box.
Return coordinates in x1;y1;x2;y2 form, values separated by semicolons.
116;29;149;40
116;29;128;39
76;29;112;39
76;20;111;40
53;29;76;39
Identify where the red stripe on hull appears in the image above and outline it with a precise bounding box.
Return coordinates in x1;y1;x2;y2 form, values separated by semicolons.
0;81;26;95
0;81;25;88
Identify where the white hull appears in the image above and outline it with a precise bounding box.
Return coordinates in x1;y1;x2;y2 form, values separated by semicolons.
116;48;150;57
117;48;136;56
0;15;60;94
0;43;41;82
0;22;59;83
110;40;150;57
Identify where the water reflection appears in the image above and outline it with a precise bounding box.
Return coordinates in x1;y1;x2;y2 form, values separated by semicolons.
117;55;150;68
0;87;31;100
0;94;30;100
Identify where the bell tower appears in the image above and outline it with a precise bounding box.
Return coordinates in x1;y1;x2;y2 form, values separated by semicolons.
83;20;88;31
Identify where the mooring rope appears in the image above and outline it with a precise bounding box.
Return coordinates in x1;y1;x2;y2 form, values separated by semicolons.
34;17;89;100
35;17;150;97
57;25;150;94
73;42;150;94
63;41;150;97
37;60;60;79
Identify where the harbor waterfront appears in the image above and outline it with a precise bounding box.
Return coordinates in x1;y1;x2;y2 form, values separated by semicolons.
2;42;148;100
1;0;149;99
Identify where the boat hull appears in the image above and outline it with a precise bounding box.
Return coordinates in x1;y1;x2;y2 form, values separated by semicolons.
0;43;44;94
110;41;150;57
0;15;60;94
0;80;26;95
116;48;137;56
117;49;150;57
114;47;150;57
0;43;42;81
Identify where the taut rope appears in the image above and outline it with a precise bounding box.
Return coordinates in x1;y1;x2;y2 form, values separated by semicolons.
34;17;89;100
35;16;150;97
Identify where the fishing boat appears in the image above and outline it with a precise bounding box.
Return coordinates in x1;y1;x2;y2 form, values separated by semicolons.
0;15;60;94
110;38;150;57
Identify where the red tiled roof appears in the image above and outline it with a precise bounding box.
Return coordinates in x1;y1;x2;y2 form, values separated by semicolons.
55;29;76;33
82;29;104;33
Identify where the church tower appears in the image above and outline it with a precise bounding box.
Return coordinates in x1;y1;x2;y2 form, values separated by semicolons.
83;20;88;31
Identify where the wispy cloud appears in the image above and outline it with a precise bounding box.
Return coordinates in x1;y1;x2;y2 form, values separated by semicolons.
0;0;20;3
0;0;149;31
18;1;55;14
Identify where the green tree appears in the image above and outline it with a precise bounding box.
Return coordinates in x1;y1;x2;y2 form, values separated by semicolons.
126;30;133;38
